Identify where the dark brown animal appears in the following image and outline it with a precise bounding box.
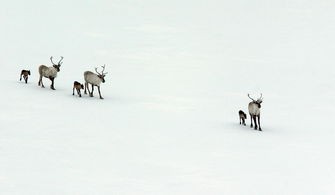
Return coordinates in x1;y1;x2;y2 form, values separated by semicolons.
239;110;247;126
20;70;31;84
73;81;84;97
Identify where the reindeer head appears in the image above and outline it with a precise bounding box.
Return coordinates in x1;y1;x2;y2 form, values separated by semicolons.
95;64;108;83
27;70;31;75
81;84;84;89
50;56;64;72
248;93;263;108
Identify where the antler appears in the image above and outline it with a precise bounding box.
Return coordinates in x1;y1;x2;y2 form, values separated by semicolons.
248;94;256;101
101;64;108;75
95;65;108;75
259;93;263;100
58;56;64;65
95;67;101;75
50;56;56;65
50;56;63;65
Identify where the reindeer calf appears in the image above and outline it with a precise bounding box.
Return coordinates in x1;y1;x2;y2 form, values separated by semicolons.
73;81;84;97
20;70;31;84
239;110;247;126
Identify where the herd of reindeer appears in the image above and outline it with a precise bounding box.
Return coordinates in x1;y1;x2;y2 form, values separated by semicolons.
19;56;108;99
19;56;264;130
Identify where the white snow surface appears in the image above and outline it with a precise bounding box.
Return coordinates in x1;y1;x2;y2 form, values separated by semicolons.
1;0;335;194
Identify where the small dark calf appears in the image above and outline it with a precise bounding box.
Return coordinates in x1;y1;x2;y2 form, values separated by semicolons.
239;110;247;126
73;81;84;97
20;70;31;84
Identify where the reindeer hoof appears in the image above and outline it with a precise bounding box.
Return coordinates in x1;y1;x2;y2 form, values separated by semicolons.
100;97;104;99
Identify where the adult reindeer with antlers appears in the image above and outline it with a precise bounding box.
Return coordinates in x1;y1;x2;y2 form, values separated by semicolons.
84;65;108;99
248;93;263;131
38;56;64;90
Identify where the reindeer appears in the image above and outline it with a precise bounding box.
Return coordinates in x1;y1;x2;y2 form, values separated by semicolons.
73;81;84;97
84;65;108;99
38;56;63;90
19;70;31;84
248;94;263;131
238;110;247;126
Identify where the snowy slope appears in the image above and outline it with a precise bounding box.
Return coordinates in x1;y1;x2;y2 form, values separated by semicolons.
1;0;335;194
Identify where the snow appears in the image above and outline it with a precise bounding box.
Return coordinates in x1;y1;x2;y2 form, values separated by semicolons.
1;0;335;194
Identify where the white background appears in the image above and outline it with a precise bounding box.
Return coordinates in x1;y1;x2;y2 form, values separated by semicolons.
1;0;335;194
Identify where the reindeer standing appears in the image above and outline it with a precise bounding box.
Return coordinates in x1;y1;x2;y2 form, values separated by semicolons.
38;56;63;90
20;70;31;84
84;65;108;99
248;94;263;131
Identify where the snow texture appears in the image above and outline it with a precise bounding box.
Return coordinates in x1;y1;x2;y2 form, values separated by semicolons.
1;0;335;194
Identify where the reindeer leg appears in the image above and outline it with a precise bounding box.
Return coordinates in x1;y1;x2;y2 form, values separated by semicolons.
25;76;28;84
258;115;262;131
39;75;45;88
86;83;92;96
250;114;253;128
253;116;257;130
77;88;81;97
73;87;75;95
239;117;241;125
50;77;55;90
20;74;22;81
84;82;87;94
90;84;94;97
97;86;103;99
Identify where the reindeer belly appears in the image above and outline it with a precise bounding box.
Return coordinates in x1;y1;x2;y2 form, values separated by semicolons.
41;67;57;78
92;77;102;86
248;104;260;115
47;69;57;77
84;72;101;86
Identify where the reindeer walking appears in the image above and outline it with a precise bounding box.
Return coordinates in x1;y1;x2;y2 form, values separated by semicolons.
84;65;108;99
38;56;63;90
248;94;263;131
73;81;84;97
20;70;31;84
238;110;247;126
